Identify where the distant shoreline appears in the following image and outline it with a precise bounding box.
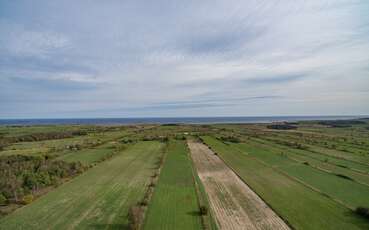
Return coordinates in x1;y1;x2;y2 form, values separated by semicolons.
0;116;367;126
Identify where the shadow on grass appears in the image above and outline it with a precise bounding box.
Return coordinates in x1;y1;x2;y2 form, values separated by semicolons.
89;223;129;230
342;209;369;229
187;210;201;216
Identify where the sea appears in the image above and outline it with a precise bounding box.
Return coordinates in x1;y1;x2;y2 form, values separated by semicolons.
0;116;365;126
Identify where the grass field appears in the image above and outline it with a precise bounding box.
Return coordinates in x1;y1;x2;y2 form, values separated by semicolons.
248;137;369;185
56;142;122;166
231;140;369;209
0;141;164;229
0;130;126;157
202;136;369;230
143;140;202;230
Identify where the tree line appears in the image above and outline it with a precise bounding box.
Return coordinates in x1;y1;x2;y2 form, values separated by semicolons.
0;155;85;206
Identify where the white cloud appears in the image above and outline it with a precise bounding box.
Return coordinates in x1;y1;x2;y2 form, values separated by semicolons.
0;22;69;58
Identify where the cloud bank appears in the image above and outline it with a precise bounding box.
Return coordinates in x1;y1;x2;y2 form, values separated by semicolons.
1;0;368;118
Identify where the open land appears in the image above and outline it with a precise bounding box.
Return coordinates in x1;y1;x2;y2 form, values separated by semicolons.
0;118;369;229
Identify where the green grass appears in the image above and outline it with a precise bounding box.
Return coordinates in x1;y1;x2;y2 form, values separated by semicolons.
254;136;369;174
0;125;86;138
0;141;164;230
0;131;126;157
233;141;369;209
202;136;369;230
248;137;369;186
143;140;202;230
56;142;122;166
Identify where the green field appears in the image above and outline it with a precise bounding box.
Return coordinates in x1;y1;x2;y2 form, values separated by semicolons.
231;140;369;209
248;137;369;185
57;142;122;166
0;130;126;157
0;141;163;229
143;140;202;230
202;136;369;230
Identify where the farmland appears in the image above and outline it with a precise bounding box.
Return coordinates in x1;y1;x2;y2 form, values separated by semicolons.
143;140;202;230
188;140;289;230
0;118;369;229
0;141;164;229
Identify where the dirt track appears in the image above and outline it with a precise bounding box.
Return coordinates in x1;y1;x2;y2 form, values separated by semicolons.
188;140;290;230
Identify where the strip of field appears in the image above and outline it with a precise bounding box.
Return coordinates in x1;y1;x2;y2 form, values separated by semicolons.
249;138;369;185
0;130;126;157
231;141;369;209
188;140;290;230
0;141;163;229
56;142;121;166
143;140;202;230
202;136;369;230
261;133;369;165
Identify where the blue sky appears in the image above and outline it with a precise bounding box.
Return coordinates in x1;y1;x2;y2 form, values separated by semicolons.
1;0;369;118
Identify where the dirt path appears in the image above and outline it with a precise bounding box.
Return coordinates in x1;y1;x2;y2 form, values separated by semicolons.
188;140;290;230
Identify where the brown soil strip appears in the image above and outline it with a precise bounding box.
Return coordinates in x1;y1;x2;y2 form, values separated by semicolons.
188;140;290;230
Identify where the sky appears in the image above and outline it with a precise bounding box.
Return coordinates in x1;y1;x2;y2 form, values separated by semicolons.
0;0;369;118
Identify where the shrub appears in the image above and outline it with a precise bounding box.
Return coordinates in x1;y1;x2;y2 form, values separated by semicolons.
22;194;34;204
138;200;148;207
319;120;365;128
199;205;208;215
219;136;240;143
355;207;369;219
0;194;7;205
267;124;297;130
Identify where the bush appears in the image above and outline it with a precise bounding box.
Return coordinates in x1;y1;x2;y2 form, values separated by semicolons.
355;207;369;219
219;136;240;143
267;124;297;130
22;194;34;204
0;194;7;205
319;120;365;128
199;205;208;215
